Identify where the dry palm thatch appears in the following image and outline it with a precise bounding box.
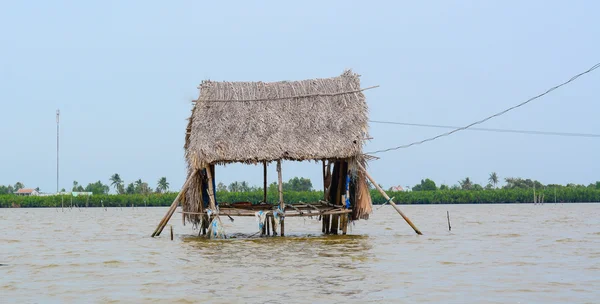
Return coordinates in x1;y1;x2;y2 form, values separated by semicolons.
182;70;373;225
185;70;369;167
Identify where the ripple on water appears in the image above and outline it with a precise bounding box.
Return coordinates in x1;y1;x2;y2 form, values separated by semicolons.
3;204;600;303
555;238;584;243
483;233;522;238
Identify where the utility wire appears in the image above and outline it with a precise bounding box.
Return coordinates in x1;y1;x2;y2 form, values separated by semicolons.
369;120;600;138
368;62;600;154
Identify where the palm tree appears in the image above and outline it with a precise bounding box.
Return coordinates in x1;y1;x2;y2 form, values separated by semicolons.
488;172;499;189
72;181;79;192
228;181;240;192
14;182;24;191
156;177;169;193
217;182;228;192
459;177;473;190
109;173;124;193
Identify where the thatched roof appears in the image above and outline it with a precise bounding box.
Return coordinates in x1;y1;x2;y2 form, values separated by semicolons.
185;70;369;167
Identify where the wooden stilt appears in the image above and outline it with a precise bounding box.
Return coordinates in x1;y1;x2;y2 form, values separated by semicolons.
331;161;345;235
266;215;271;236
330;215;339;234
358;163;423;235
205;165;217;210
263;161;268;204
271;214;277;236
342;161;350;235
152;169;198;237
322;160;327;233
277;160;285;236
202;214;208;235
324;214;330;234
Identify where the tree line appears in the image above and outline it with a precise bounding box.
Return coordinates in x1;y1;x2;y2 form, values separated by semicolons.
408;172;600;192
0;175;313;195
2;187;600;208
0;174;171;195
3;171;599;203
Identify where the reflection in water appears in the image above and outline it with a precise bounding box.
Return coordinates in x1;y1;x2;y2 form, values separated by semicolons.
2;204;600;303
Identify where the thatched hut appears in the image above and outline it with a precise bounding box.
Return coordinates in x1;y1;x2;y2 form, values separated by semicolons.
152;70;378;238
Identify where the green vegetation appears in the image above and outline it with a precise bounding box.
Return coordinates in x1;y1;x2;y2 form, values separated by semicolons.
1;173;599;208
1;187;599;208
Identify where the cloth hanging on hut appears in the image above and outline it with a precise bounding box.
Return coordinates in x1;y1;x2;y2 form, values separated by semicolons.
255;211;267;232
345;175;351;209
206;209;226;239
273;207;284;234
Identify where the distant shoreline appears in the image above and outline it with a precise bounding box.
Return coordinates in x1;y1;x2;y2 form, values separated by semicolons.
2;202;600;209
1;188;599;208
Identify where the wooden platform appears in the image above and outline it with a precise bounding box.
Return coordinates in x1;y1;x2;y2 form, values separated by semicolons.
179;202;351;218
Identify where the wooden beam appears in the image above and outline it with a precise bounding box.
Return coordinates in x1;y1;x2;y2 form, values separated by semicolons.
277;160;284;236
152;169;198;237
357;163;423;235
180;209;353;217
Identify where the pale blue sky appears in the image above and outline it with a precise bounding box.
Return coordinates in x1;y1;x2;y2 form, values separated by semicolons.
1;1;598;193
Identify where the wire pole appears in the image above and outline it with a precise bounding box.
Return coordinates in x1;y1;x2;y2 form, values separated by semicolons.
56;109;60;194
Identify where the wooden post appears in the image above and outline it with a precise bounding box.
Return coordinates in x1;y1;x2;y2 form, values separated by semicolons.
330;162;344;235
447;211;451;231
263;161;268;204
152;169;198;237
322;160;327;233
357;163;422;235
342;168;350;235
271;214;277;236
205;165;217;210
277;160;284;236
266;215;271;236
202;214;208;235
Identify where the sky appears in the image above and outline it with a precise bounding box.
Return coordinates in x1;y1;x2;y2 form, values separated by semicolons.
1;1;598;193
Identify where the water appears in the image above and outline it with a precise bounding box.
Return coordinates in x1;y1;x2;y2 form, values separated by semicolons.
2;204;599;303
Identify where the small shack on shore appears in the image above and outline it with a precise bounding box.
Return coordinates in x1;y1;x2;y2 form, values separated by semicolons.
152;70;421;238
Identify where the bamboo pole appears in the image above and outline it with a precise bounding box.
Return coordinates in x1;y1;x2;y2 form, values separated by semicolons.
357;163;422;235
202;214;208;235
151;169;198;237
205;165;217;210
263;161;268;204
342;167;350;235
322;160;326;233
330;162;344;234
277;160;284;236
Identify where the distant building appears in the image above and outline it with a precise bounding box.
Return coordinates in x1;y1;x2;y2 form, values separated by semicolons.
72;192;93;197
390;185;405;192
15;188;40;196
